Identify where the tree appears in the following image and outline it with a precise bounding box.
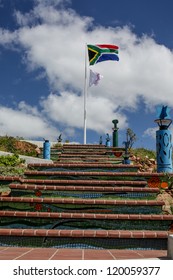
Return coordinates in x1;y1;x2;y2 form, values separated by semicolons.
126;128;137;149
123;128;137;152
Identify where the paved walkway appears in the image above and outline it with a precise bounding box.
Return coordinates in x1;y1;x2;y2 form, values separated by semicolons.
0;247;169;260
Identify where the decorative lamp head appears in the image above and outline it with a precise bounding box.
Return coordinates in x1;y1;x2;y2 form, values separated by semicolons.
154;105;172;129
112;119;119;129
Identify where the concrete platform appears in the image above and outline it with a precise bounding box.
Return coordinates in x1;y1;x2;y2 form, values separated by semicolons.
167;234;173;259
0;247;169;260
0;151;53;164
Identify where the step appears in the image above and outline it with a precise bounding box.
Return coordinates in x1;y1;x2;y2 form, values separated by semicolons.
0;211;172;220
60;151;108;155
28;163;140;169
55;158;123;162
60;150;125;158
1;210;171;231
0;196;164;206
9;183;156;192
59;154;115;158
24;171;165;178
0;176;20;182
62;145;125;150
0;229;168;249
0;228;168;238
18;178;148;186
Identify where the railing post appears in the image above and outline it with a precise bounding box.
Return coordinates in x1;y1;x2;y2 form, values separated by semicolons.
43;139;51;160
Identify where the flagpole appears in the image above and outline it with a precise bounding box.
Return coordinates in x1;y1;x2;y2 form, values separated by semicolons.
83;44;88;144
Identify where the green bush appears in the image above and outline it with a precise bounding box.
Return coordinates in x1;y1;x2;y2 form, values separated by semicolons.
0;136;17;153
0;154;25;167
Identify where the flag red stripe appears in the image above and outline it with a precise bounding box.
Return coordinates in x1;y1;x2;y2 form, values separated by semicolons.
97;44;119;50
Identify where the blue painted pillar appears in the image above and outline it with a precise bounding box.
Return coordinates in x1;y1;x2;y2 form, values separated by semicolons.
156;130;172;173
105;133;111;147
43;140;51;160
155;105;172;173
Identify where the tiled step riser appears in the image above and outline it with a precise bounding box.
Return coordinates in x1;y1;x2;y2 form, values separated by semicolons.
9;189;157;200
0;212;172;231
24;171;164;178
0;217;171;231
0;235;167;250
0;202;163;215
55;158;123;163
23;175;148;183
28;164;140;171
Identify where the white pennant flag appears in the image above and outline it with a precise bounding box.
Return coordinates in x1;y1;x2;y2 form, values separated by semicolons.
89;69;103;87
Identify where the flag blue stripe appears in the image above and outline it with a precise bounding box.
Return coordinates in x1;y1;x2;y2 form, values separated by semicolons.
96;53;119;64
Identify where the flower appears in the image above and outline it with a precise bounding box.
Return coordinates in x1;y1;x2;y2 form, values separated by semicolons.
35;203;42;211
148;176;161;188
160;181;169;189
35;190;42;197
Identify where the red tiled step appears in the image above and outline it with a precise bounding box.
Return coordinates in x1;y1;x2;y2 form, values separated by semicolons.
0;196;164;205
59;155;114;158
60;152;124;156
60;152;107;155
9;183;157;192
0;176;20;181
0;228;168;238
18;178;148;186
62;145;124;150
24;171;167;177
63;144;106;148
28;163;140;169
0;211;172;220
56;158;121;162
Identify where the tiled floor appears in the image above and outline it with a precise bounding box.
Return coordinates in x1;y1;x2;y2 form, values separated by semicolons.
0;247;169;260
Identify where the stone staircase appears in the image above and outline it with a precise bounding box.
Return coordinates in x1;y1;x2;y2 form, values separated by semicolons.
0;144;172;250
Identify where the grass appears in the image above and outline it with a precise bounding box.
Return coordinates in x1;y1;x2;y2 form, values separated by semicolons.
131;147;156;159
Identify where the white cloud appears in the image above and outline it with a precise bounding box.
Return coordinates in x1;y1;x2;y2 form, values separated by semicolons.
1;1;173;140
143;127;157;139
41;92;128;133
0;105;59;140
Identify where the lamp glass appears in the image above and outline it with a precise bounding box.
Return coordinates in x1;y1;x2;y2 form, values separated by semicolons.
154;118;172;128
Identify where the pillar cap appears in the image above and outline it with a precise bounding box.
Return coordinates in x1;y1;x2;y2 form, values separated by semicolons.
112;119;119;124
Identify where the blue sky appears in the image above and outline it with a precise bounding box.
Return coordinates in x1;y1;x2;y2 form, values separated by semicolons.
0;0;173;150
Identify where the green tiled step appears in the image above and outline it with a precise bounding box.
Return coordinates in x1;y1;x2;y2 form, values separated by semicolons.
9;183;158;199
0;211;172;230
0;197;164;214
0;228;168;249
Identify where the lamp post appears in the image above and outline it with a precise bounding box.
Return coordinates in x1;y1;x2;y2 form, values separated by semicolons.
155;106;172;173
105;133;111;147
112;119;119;147
43;139;51;160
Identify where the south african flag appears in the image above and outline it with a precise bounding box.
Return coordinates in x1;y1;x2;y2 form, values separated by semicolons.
87;44;119;65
